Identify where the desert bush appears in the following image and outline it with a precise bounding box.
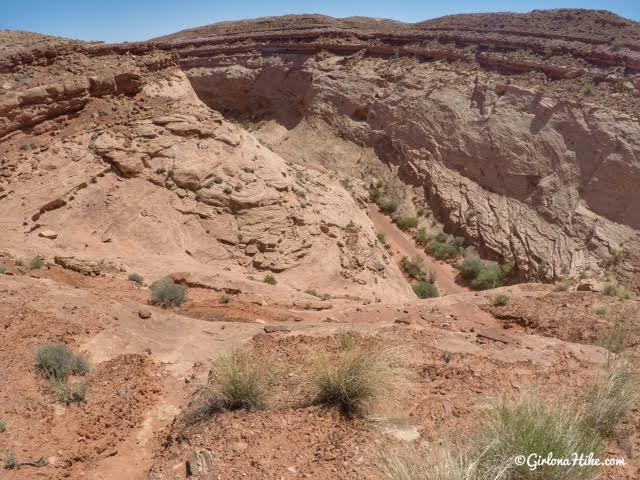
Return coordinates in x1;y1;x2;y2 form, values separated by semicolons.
606;249;626;267
36;344;89;382
603;283;630;300
457;256;484;281
426;239;459;260
263;274;277;285
554;278;571;291
414;228;431;247
29;255;44;270
413;281;438;299
4;452;16;469
396;216;418;231
0;266;5;274
378;197;399;214
494;294;509;306
311;342;405;416
242;166;255;173
15;258;24;267
593;305;607;316
0;420;5;433
471;264;510;290
476;398;603;480
400;256;425;282
209;350;268;410
128;272;143;284
53;381;88;405
219;294;231;304
149;276;187;307
584;356;640;438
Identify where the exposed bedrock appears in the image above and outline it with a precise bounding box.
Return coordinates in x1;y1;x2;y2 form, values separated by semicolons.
182;53;640;282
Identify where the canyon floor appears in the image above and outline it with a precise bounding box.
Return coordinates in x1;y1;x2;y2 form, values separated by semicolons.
1;8;640;480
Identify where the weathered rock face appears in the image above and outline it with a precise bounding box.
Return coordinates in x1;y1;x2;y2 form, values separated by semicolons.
1;11;639;290
164;14;640;285
0;51;411;301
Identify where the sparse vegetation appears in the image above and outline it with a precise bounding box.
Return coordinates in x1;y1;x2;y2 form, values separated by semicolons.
400;256;426;282
311;340;405;416
149;276;187;307
0;265;5;274
53;381;88;405
582;82;593;95
603;283;630;300
606;248;626;267
263;274;277;285
494;294;509;306
208;350;268;410
377;197;399;214
414;227;431;247
0;420;5;433
475;398;602;480
413;281;438;299
425;235;459;260
4;452;17;470
242;166;255;173
554;278;571;291
457;255;484;281
36;344;89;382
128;272;143;284
29;255;44;270
584;355;640;438
219;294;231;304
15;258;24;267
456;256;511;290
593;304;607;315
395;216;418;231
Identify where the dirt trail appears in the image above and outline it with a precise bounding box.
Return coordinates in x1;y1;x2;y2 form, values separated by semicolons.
367;205;468;296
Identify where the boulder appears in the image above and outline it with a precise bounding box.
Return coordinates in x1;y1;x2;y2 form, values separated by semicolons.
186;448;215;476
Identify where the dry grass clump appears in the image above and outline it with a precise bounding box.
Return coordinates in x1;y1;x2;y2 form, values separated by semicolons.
381;354;640;480
310;336;407;416
149;276;187;307
208;350;269;411
36;344;88;382
583;355;640;438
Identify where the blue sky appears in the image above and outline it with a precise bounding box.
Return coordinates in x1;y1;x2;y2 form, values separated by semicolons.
2;1;639;43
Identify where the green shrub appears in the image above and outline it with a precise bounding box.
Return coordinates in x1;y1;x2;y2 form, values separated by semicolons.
0;420;5;433
584;356;640;438
53;381;88;405
414;228;431;247
494;294;509;306
599;322;627;353
242;166;255;173
29;255;44;270
426;240;459;260
128;272;143;285
395;216;418;231
149;277;187;307
209;350;268;410
263;274;277;285
471;264;509;290
413;281;439;299
311;342;405;416
36;344;89;382
457;256;484;280
377;197;399;214
15;258;24;267
400;256;425;282
603;283;617;296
